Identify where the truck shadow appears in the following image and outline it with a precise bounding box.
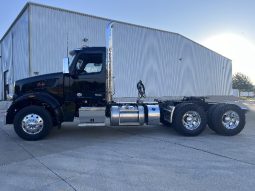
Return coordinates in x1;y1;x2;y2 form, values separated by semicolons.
6;125;219;161
49;124;214;140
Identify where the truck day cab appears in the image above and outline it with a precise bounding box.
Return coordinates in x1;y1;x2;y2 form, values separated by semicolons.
5;23;246;140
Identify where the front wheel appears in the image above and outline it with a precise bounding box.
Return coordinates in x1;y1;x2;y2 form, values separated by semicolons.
14;106;53;141
172;103;207;136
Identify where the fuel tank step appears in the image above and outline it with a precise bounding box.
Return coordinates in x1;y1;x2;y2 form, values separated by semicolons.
78;123;105;127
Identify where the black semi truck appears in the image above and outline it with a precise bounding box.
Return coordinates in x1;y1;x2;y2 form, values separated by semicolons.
5;23;246;140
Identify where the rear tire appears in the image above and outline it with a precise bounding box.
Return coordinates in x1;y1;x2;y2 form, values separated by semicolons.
212;104;245;136
14;106;53;141
173;103;207;136
207;103;225;131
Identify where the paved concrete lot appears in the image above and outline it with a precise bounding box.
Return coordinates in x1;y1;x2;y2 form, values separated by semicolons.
0;101;255;191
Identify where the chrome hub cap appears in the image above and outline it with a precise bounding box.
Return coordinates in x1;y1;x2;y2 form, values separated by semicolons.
22;114;44;135
182;111;201;130
222;111;240;129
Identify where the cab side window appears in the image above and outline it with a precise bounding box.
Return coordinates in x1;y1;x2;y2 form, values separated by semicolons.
76;53;103;74
84;63;102;73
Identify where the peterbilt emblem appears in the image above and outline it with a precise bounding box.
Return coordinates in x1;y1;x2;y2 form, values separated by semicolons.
95;94;102;97
37;81;46;88
77;93;82;97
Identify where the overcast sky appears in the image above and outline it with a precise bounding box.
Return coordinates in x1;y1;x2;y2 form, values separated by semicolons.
1;0;255;82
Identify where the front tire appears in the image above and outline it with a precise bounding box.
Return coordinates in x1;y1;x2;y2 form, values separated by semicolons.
173;103;207;136
14;106;53;141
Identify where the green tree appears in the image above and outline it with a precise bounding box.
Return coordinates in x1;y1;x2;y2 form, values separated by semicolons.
232;73;254;91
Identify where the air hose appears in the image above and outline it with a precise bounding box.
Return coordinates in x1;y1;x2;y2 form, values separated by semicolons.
137;80;146;98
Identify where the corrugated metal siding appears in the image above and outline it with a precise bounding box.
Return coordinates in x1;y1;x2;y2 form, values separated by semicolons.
112;23;232;98
30;5;109;76
27;4;232;98
1;9;29;95
0;43;2;100
12;9;29;82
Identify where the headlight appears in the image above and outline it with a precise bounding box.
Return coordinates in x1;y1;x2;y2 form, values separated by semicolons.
7;94;13;101
7;82;16;101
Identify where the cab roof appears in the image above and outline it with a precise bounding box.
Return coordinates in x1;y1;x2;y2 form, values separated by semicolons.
69;47;106;56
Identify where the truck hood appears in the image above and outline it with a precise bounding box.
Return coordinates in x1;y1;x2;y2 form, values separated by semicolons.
14;72;64;97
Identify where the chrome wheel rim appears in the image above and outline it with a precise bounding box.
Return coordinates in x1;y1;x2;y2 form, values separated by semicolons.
222;111;240;129
22;114;44;135
182;111;201;130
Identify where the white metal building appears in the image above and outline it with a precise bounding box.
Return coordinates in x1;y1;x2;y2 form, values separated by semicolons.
0;2;232;100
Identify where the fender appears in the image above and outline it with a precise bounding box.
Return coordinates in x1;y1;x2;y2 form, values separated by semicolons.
6;92;63;125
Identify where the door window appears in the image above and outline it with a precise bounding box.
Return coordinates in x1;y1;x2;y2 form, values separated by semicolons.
76;53;103;75
84;63;102;73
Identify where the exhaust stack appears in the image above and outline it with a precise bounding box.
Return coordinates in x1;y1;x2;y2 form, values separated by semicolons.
106;22;115;103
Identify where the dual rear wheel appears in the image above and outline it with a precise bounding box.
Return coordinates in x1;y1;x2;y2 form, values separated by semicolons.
207;104;245;136
172;103;207;136
171;103;245;136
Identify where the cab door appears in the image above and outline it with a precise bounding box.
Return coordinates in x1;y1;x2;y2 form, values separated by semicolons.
72;50;106;106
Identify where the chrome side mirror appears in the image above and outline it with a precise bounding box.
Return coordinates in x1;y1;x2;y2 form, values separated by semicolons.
63;57;69;74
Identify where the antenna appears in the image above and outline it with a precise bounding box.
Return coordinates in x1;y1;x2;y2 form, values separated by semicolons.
66;33;69;57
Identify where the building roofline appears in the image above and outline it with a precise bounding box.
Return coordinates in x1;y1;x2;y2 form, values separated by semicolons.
0;3;30;43
0;2;231;61
29;2;180;36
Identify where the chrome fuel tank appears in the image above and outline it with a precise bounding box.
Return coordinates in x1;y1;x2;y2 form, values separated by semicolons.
110;105;145;126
